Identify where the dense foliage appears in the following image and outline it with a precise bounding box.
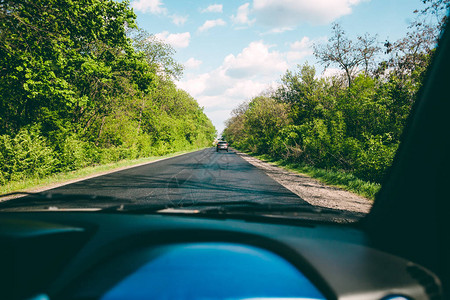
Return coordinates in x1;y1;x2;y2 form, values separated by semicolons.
0;0;216;185
223;1;442;184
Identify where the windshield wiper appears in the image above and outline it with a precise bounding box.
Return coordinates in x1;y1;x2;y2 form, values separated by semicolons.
0;192;131;211
105;200;365;223
0;193;365;223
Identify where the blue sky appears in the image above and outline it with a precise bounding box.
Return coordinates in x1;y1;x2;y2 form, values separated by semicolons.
128;0;428;135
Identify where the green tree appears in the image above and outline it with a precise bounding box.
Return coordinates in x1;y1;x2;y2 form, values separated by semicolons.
0;0;136;136
313;23;380;86
129;28;183;80
0;0;216;184
233;96;291;154
276;63;334;124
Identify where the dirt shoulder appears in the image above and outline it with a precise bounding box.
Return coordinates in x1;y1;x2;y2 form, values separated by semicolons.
236;151;372;214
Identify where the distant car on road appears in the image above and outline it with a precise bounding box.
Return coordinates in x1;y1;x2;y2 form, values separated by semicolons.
216;141;229;152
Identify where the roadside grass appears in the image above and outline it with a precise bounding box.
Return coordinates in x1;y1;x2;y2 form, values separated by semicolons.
0;148;205;196
250;153;381;200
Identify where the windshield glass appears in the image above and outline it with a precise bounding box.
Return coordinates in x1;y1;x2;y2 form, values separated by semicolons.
0;0;447;222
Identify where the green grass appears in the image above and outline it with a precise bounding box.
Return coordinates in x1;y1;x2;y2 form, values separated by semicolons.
251;153;380;200
0;148;204;195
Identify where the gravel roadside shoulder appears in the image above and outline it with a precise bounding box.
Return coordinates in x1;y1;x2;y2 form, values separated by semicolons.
236;150;372;214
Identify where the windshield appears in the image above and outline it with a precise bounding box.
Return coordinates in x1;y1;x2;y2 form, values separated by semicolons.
0;0;447;222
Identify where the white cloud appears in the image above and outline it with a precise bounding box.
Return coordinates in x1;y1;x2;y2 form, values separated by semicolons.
223;41;288;78
171;14;187;26
320;67;345;77
231;3;254;25
178;73;210;97
225;79;269;99
290;37;312;51
203;109;231;135
177;41;295;134
184;58;203;69
198;19;226;32
179;39;315;106
131;0;167;14
197;79;278;134
155;31;191;48
201;4;223;13
264;27;294;34
178;65;264;111
286;37;314;61
253;0;366;28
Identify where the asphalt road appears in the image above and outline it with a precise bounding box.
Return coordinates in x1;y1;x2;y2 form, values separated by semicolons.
0;148;311;210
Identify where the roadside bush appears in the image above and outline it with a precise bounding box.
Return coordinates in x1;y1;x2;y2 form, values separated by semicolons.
98;146;136;165
59;135;91;171
271;125;303;160
135;133;153;157
299;119;331;167
0;136;11;185
0;128;57;183
354;134;398;182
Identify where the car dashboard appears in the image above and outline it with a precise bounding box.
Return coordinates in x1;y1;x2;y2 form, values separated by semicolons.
0;212;441;300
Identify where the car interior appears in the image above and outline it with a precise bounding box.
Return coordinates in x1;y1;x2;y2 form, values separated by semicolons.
0;9;449;300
